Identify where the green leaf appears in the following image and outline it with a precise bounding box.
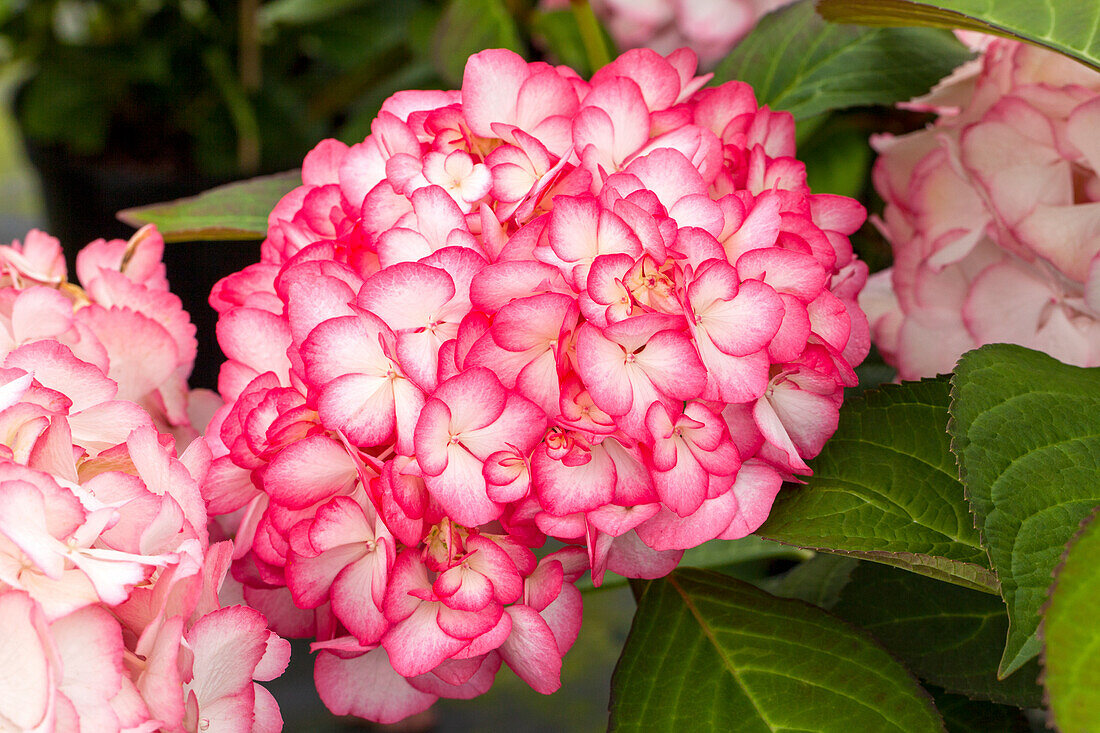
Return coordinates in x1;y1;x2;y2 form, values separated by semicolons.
817;0;1100;72
575;535;809;592
529;9;593;78
759;553;859;608
258;0;373;28
430;0;525;87
117;170;300;242
949;344;1100;677
714;0;973;119
832;563;1042;706
1043;509;1100;731
609;568;945;732
929;688;1030;733
800;114;875;199
758;379;999;593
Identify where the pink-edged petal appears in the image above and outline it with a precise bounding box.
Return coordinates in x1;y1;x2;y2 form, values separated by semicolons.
423;444;502;526
753;394;810;473
11;286;73;343
51;603;125;726
717;461;784;539
263;435;358;509
184;610;275;731
459;393;547;459
252;684;283;733
735;247;829;301
532;441;616;516
691;272;784;357
604;529;684;579
0;591;53;730
490;292;575;353
332;556;391;645
216;307;293;384
435;565;495;612
317;372;398;447
651;439;709;517
465;534;524;605
539;581;582;656
299;311;393;386
695;335;771;403
435;601;502;640
432;367;507;432
408;652;502;699
634;328;706;400
383;603;468;677
635;489;741;551
315;646;437;725
358;261;455;331
287;544;366;609
462;49;531;138
308;495;373;550
586;502;660;537
767;382;840;460
574;323;634;415
5;340;117;412
499;605;562;694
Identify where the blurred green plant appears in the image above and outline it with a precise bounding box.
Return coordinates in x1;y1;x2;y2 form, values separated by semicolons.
0;0;619;179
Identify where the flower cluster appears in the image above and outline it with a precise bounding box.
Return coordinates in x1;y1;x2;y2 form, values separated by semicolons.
0;228;288;732
862;38;1100;378
541;0;792;67
0;225;214;440
208;47;868;722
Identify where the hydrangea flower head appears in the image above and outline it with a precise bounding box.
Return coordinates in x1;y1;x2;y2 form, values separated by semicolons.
0;227;289;732
210;46;868;722
862;38;1100;377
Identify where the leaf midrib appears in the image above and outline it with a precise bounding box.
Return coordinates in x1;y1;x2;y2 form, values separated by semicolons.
780;480;981;550
669;574;778;733
669;575;925;732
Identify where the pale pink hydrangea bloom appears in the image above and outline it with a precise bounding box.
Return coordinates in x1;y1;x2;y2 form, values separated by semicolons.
862;38;1100;378
541;0;792;67
209;46;868;722
0;225;212;440
0;230;289;732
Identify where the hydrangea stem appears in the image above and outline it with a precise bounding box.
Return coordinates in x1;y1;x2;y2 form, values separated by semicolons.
570;0;611;73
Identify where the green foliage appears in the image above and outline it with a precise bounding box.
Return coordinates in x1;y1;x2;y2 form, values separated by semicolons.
949;344;1100;677
1043;510;1100;732
529;9;598;78
2;1;460;177
117;171;300;242
609;568;945;732
714;0;973;119
759;379;998;593
430;0;525;86
799;113;875;199
759;552;859;608
832;563;1042;706
817;0;1100;71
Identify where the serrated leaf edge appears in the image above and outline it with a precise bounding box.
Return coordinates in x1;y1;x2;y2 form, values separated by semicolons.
814;0;1100;73
1038;506;1100;725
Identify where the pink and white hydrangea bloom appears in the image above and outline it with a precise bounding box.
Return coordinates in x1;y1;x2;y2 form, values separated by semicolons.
209;46;868;723
0;230;289;732
863;38;1100;378
0;225;211;441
